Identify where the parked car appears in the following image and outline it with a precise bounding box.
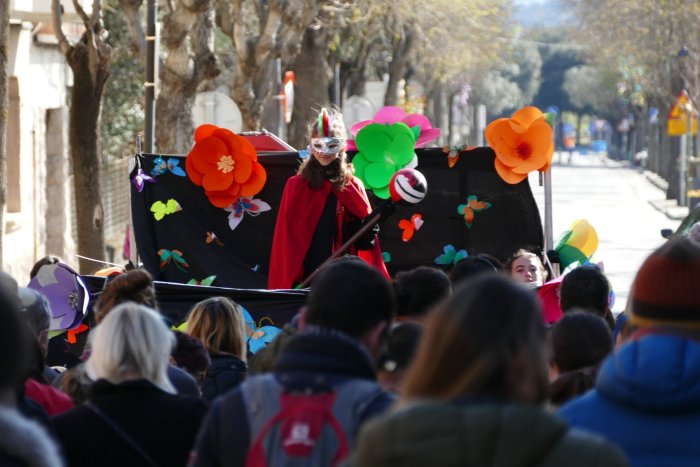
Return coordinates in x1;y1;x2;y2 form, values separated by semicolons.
661;204;700;238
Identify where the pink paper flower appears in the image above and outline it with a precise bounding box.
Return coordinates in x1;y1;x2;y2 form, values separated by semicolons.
347;106;441;151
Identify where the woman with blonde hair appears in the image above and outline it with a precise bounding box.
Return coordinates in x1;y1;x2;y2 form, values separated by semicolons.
349;276;626;467
187;297;247;401
51;303;207;467
54;269;199;401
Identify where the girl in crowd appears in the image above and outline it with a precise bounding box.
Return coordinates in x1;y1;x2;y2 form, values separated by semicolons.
52;304;207;467
187;297;248;401
507;249;548;288
349;276;626;467
268;107;388;288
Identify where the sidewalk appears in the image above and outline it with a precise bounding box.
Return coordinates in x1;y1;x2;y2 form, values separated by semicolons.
642;170;690;221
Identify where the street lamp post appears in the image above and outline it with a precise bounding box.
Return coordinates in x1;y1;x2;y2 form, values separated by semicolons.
679;45;690;207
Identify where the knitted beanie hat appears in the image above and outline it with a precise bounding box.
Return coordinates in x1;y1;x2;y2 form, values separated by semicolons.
630;236;700;328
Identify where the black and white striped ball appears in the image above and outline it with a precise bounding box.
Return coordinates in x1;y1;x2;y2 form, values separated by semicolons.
389;168;428;204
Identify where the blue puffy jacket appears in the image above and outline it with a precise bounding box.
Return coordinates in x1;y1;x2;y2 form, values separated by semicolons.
559;333;700;467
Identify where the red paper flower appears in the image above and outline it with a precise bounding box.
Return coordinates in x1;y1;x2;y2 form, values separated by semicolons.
186;125;267;208
485;106;553;184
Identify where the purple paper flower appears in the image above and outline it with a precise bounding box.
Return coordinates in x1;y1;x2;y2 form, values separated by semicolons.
132;168;156;192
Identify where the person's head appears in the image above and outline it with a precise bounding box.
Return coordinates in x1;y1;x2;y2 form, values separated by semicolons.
402;275;549;404
94;269;157;323
378;322;423;393
394;266;450;321
29;255;62;280
0;285;28;401
298;107;352;189
87;303;175;393
18;288;51;355
688;222;700;245
304;260;396;359
507;249;547;287
560;265;610;314
187;297;247;360
449;254;503;285
171;331;211;389
628;236;700;331
550;310;613;379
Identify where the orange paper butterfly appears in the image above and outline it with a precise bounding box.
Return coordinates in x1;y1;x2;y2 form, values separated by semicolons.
206;231;224;246
457;196;492;228
398;213;424;242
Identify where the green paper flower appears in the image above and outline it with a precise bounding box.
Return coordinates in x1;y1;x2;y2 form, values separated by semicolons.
353;123;418;198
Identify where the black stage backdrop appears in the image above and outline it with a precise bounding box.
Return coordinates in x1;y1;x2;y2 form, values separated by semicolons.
131;147;544;289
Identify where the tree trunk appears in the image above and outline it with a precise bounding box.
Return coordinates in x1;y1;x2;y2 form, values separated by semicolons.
0;0;9;266
575;113;582;145
156;5;218;153
288;27;332;150
384;27;415;106
67;45;109;273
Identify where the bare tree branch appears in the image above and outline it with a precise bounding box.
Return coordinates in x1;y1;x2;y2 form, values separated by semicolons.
72;0;91;26
118;0;147;59
51;0;73;56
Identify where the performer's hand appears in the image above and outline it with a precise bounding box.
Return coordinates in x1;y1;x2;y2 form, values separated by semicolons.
368;200;396;223
344;218;378;250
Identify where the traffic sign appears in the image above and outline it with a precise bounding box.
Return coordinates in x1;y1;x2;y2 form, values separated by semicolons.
667;90;698;136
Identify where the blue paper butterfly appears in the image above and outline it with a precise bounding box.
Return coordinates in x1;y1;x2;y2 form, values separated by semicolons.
242;307;282;353
434;244;468;267
151;157;186;177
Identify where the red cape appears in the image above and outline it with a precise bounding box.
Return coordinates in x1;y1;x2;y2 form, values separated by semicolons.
268;175;388;289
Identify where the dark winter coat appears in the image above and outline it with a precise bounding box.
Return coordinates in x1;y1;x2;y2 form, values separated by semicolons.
51;379;207;467
190;328;394;467
560;333;700;467
201;353;247;402
348;401;627;467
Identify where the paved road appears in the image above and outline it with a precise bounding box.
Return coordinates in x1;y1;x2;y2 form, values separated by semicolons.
528;152;680;313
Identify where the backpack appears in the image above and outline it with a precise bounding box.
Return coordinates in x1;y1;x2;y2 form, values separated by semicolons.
241;373;385;467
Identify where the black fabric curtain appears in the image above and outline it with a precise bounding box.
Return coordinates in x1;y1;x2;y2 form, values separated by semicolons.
131;147;544;288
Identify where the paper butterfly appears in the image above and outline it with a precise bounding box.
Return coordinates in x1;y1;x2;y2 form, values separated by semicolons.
151;156;186;177
157;249;189;272
132;168;156;192
434;244;468;267
224;197;272;231
442;144;468;168
205;231;224;246
398;213;424;242
457;195;492;228
150;199;182;221
187;275;217;286
242;307;282;354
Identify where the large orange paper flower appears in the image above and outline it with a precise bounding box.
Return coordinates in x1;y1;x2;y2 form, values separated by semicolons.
186;125;267;208
485;106;554;184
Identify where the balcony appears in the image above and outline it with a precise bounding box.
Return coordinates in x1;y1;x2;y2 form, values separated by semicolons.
10;0;93;23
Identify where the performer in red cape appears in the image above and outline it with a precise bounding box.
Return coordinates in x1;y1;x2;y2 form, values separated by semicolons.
269;108;389;289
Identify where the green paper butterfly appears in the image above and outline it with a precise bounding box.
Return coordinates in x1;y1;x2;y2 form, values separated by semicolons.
434;244;468;267
187;275;217;286
158;249;189;272
151;199;182;221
